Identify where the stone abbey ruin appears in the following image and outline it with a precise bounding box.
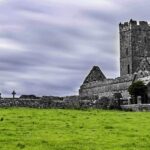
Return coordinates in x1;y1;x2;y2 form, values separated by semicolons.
79;19;150;102
1;19;150;111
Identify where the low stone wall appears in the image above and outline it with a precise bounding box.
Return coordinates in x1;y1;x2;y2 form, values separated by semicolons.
0;98;65;108
121;104;150;111
0;98;96;109
63;96;79;101
2;98;150;111
0;97;119;109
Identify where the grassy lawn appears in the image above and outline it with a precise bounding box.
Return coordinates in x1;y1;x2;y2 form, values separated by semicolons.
0;108;150;150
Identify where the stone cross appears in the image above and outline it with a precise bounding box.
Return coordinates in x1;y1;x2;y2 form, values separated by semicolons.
12;90;16;99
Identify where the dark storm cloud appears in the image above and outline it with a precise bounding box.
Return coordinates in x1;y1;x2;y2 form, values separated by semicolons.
0;0;149;96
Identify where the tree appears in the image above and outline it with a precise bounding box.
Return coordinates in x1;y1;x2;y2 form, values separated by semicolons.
128;80;147;104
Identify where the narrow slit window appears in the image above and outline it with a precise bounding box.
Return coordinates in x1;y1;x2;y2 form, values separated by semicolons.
126;48;128;56
127;65;130;74
144;37;147;43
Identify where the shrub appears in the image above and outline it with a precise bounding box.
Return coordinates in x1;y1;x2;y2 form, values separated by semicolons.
128;80;147;103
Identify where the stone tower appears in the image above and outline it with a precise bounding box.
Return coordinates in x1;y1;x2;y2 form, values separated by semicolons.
119;19;150;76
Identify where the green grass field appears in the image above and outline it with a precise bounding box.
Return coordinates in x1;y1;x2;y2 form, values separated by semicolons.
0;108;150;150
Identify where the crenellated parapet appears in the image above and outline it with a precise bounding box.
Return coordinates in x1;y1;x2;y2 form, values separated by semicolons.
119;19;150;32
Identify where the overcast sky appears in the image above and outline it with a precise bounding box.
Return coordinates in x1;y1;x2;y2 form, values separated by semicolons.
0;0;149;97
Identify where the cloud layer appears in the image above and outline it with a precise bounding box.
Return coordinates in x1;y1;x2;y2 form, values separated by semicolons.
0;0;150;97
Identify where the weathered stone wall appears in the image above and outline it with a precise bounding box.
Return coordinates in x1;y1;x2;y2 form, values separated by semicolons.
63;96;79;102
120;21;132;76
0;98;97;109
1;98;150;111
79;70;150;99
79;75;133;98
0;98;66;108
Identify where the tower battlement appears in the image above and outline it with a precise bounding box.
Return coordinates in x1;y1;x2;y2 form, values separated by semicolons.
119;19;149;31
